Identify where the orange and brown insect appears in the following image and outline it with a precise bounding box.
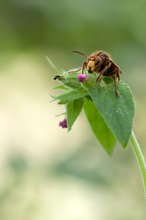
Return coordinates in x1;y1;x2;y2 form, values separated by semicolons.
72;50;122;96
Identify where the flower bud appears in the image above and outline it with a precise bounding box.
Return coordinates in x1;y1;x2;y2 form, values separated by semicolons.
77;73;87;82
59;118;67;128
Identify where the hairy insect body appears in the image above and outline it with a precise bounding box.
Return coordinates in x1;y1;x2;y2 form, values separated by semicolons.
72;50;122;96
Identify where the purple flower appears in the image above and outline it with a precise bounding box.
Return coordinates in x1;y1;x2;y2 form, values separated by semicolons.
59;118;67;128
77;73;87;82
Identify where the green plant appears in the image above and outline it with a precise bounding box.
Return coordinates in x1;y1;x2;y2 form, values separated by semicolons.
50;60;146;196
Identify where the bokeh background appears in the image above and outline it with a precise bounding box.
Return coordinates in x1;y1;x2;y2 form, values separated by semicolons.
0;0;146;219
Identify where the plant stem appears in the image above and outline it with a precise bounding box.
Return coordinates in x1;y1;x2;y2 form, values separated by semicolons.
130;131;146;195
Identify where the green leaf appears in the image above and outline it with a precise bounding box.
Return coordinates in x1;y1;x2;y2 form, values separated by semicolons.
54;72;81;89
53;88;88;104
86;81;135;147
67;98;84;131
53;85;69;90
84;98;115;155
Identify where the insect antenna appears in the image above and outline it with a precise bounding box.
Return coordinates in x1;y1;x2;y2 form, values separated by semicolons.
72;50;87;58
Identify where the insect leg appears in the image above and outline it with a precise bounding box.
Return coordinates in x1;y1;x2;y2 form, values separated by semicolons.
96;62;111;82
82;61;87;74
96;73;103;82
114;65;121;81
117;68;122;81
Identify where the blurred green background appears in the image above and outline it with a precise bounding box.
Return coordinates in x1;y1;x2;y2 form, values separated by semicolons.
0;0;146;219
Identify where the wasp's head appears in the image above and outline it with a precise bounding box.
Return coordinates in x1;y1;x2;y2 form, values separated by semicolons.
72;50;95;73
87;60;95;73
